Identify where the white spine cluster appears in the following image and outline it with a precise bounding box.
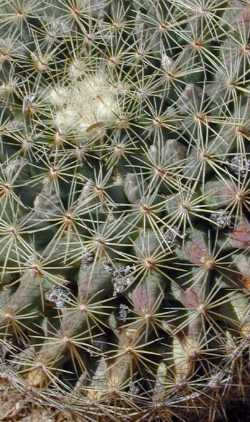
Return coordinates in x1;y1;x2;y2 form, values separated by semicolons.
49;68;118;139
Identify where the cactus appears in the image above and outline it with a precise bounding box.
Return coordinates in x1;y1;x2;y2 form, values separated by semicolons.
0;0;250;421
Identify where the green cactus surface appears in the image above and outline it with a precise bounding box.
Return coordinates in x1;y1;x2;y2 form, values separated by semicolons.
0;1;250;421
